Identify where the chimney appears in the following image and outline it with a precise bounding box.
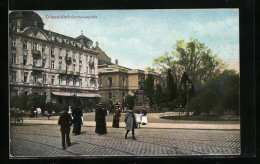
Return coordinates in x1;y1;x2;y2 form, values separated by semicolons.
115;59;118;65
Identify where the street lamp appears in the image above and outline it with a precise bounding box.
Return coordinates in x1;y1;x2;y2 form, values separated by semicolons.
182;81;192;116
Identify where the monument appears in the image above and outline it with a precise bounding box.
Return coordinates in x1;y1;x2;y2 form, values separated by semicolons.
134;90;150;110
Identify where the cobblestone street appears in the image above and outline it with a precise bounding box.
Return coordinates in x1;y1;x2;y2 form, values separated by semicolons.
10;124;240;157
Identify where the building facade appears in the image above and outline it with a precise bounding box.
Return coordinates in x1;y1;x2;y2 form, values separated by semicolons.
9;11;100;104
98;61;160;104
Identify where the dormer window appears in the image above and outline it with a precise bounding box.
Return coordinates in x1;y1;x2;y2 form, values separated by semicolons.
59;38;62;43
66;39;69;44
23;40;28;50
32;42;37;50
51;36;55;41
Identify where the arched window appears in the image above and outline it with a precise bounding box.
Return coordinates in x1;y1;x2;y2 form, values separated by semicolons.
108;77;112;87
123;77;126;86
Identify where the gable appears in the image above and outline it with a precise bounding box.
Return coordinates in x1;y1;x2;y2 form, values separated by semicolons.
22;27;49;41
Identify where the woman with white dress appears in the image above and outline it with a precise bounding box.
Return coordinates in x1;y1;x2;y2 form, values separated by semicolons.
135;110;142;128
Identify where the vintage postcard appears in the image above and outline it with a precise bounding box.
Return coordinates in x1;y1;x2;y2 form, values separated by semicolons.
9;9;240;158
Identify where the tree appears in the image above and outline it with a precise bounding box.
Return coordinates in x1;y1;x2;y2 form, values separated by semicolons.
154;84;163;107
166;69;177;101
143;74;155;108
152;38;226;86
222;73;240;115
124;95;135;109
200;88;217;115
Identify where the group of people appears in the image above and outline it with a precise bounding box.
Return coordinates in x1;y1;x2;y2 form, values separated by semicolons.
29;107;42;118
58;100;148;150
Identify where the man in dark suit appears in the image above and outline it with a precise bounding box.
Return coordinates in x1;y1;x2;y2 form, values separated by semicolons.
58;108;72;150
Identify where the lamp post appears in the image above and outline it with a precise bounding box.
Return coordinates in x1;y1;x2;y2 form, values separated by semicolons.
182;81;192;116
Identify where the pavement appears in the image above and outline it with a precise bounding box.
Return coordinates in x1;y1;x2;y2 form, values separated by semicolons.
23;112;240;130
9;112;240;157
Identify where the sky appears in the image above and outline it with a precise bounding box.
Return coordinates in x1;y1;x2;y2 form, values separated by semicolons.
36;9;239;72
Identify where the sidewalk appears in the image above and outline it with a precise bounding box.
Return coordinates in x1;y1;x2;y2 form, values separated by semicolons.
22;117;240;130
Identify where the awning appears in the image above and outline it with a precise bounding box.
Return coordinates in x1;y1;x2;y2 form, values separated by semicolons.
51;91;102;98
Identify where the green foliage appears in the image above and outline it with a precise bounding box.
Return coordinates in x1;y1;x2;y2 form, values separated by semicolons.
124;95;135;109
143;74;155;107
166;69;177;101
200;88;217;115
154;84;163;106
152;38;226;86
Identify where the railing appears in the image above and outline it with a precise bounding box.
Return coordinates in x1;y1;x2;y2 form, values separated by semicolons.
66;57;71;63
32;50;41;55
74;72;80;76
89;61;94;66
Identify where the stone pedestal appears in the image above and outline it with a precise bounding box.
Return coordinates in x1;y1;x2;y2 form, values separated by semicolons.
134;90;149;110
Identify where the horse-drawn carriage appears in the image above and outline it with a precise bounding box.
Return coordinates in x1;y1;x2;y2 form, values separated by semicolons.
10;108;23;126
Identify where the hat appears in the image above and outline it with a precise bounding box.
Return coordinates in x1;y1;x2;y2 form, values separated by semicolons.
114;103;120;107
97;102;103;107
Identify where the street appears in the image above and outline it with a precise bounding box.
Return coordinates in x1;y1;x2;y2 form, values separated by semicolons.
10;122;240;157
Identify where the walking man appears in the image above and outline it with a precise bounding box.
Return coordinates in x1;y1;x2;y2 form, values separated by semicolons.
124;107;137;140
58;108;72;150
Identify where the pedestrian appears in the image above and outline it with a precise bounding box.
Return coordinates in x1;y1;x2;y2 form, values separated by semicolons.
124;107;137;140
135;110;142;129
112;103;121;128
141;107;148;125
95;102;107;135
58;108;72;150
72;99;83;135
29;107;34;118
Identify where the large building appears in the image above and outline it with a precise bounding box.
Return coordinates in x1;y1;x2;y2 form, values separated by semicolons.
9;11;100;104
98;59;160;104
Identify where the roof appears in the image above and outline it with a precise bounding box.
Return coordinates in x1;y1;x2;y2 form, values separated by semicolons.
75;34;92;42
9;11;44;25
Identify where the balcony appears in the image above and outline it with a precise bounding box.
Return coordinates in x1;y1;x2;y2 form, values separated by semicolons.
67;71;74;75
59;70;67;74
32;65;43;71
51;54;55;58
32;50;41;56
74;72;80;76
89;61;94;66
11;46;16;50
66;57;71;63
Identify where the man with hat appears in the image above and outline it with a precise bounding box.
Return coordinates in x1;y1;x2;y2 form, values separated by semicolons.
112;103;121;128
72;99;83;135
95;102;107;135
58;108;72;150
124;107;137;140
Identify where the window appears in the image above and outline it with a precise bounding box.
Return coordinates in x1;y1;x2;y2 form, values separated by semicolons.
59;48;62;58
73;64;76;72
89;56;92;62
23;55;27;65
23;41;27;50
51;76;55;85
59;76;62;85
100;79;102;88
79;79;82;87
86;55;88;61
12;53;16;64
123;77;126;86
24;72;28;83
12;37;16;47
73;78;76;86
43;74;47;84
59;62;62;70
108;77;112;87
123;92;125;101
90;79;96;88
42;59;46;68
11;71;16;82
11;90;18;97
66;65;69;71
93;67;95;74
66;77;69;86
90;67;92;74
66;50;69;57
42;45;46;53
86;66;88;74
79;65;82;72
51;47;55;56
51;60;54;69
33;57;38;66
73;52;76;60
34;73;38;83
32;42;37;50
79;53;82;61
